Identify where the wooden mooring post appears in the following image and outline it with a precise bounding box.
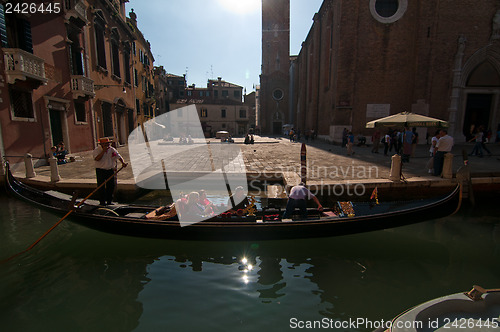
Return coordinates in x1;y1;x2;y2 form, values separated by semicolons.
457;149;475;205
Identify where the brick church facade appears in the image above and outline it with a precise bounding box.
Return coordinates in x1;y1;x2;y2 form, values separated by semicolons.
261;0;500;142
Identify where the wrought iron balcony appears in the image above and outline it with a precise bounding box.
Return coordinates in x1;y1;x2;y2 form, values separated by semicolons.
71;75;95;98
3;48;47;86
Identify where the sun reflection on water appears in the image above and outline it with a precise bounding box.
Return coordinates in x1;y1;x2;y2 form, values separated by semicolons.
239;257;254;284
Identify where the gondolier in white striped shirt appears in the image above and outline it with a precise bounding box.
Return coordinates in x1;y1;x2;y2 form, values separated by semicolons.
93;137;128;206
283;183;323;219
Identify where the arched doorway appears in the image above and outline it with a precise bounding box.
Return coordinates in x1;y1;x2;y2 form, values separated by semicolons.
462;61;500;141
463;94;493;141
272;110;283;135
46;98;70;148
101;102;114;138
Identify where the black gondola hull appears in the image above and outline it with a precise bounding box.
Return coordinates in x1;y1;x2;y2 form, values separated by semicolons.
4;163;462;241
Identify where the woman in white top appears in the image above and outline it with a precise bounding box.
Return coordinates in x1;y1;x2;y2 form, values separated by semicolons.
427;130;440;174
429;130;440;157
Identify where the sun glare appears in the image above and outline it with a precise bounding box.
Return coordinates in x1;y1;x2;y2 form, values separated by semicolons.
217;0;260;14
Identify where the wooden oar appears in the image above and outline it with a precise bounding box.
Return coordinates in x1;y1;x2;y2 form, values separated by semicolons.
0;165;126;264
300;143;307;184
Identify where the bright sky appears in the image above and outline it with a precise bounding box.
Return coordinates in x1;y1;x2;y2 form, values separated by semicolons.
125;0;323;93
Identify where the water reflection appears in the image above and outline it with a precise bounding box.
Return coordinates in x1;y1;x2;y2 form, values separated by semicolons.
0;195;499;331
256;257;285;300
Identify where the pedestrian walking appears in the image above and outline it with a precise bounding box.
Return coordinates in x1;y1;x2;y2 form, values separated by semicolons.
289;128;295;142
402;127;413;163
371;130;381;153
469;127;484;157
481;127;492;156
411;127;418;157
342;128;348;148
433;130;454;176
383;132;391;156
427;130;439;174
389;130;396;153
346;131;355;156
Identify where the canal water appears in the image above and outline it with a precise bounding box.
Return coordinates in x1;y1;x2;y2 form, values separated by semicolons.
0;193;499;331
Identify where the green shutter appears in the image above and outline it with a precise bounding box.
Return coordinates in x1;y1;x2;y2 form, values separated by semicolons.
0;5;8;48
20;19;33;53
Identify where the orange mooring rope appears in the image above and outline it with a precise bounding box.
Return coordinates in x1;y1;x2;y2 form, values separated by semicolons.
0;166;125;264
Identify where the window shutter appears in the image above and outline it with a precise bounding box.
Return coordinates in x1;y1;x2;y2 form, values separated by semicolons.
81;52;85;76
21;18;33;53
0;5;8;47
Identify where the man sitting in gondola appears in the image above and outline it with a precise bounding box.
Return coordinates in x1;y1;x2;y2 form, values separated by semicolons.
227;186;250;214
147;192;216;221
283;183;323;219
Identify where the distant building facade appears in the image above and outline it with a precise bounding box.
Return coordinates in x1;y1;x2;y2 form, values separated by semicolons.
90;0;135;146
185;77;244;104
165;73;186;101
127;8;155;132
244;91;257;132
153;66;169;116
169;101;250;138
168;77;251;137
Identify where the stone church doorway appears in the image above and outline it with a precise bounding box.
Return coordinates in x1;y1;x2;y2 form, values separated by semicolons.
462;93;492;141
462;61;500;141
272;121;282;135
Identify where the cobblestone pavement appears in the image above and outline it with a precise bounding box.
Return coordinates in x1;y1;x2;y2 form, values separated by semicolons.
240;136;500;184
12;135;500;184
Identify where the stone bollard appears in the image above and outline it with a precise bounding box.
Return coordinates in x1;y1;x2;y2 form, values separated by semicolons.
389;154;402;181
442;153;454;179
49;155;61;182
24;153;36;178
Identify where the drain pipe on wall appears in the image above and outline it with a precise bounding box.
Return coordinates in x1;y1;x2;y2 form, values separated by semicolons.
0;120;6;176
39;103;47;161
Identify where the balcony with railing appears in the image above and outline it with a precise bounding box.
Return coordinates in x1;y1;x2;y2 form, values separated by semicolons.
71;75;95;98
4;48;48;86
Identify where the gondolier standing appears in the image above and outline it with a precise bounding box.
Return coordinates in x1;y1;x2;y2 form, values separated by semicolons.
93;137;128;206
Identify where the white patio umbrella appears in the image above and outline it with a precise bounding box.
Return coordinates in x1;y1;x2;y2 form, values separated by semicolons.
366;112;449;128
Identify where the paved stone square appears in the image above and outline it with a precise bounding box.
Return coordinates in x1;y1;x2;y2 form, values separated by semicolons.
13;136;500;187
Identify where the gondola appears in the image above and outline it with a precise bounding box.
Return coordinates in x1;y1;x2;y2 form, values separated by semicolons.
4;162;462;241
